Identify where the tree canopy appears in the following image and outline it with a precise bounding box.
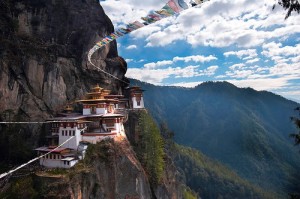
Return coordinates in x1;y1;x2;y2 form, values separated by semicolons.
276;0;300;19
290;107;300;147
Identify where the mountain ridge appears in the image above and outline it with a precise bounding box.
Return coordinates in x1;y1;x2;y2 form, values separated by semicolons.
129;78;300;197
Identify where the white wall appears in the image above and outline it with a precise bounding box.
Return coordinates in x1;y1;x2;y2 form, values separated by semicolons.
83;108;91;115
59;127;82;150
96;107;107;114
39;158;78;168
132;97;144;109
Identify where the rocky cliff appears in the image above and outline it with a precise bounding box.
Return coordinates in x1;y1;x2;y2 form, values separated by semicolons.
0;0;128;161
0;0;128;120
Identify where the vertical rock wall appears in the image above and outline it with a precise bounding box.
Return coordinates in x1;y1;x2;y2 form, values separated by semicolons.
0;0;128;120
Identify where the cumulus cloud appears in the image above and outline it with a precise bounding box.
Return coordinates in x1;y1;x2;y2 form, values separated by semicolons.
101;0;300;49
126;66;200;85
262;42;300;58
204;65;219;76
224;49;257;59
142;54;217;69
246;58;260;64
144;60;173;69
225;70;254;79
125;59;134;63
127;64;219;85
173;55;217;63
100;0;165;26
125;0;299;48
229;63;245;70
126;45;137;50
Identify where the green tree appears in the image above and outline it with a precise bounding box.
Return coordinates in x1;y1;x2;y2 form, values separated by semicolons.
275;0;300;19
136;112;165;185
290;107;300;146
289;107;300;199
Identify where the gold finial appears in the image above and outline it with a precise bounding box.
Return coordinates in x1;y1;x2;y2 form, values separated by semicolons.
64;104;74;113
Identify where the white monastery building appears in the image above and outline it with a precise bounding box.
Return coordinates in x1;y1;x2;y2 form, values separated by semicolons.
35;85;145;168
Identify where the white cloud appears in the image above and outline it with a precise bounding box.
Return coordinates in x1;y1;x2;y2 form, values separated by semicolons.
204;65;219;76
125;59;134;63
142;54;217;69
145;23;185;47
246;58;260;64
100;0;165;26
229;63;245;70
144;60;173;69
262;42;300;58
114;0;300;48
126;45;137;50
173;55;217;63
227;76;292;91
131;25;162;39
276;90;300;103
224;49;257;59
127;66;198;85
169;81;202;88
126;64;218;85
226;70;254;79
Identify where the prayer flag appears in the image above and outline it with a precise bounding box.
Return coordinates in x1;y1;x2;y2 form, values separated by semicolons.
119;28;130;34
162;4;176;15
132;21;145;28
88;0;210;66
178;0;189;9
115;31;124;36
168;0;181;13
141;16;157;24
155;10;172;17
148;12;163;21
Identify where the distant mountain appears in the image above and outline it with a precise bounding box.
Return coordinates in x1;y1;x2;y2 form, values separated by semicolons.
130;79;300;197
171;144;277;199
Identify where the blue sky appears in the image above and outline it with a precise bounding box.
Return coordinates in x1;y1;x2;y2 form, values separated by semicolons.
100;0;300;102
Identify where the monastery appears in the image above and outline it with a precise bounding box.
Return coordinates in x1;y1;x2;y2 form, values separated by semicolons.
35;85;145;168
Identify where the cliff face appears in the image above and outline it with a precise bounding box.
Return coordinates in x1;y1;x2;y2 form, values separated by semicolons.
0;0;127;120
69;139;152;199
125;110;187;199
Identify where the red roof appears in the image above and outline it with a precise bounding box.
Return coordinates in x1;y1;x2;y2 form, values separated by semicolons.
35;146;68;153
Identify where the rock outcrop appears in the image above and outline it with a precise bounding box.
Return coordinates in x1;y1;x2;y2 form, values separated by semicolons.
69;139;152;199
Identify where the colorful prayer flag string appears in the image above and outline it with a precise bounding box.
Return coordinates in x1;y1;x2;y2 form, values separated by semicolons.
87;0;209;65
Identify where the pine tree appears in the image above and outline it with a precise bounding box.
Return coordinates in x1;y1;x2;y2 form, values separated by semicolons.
274;0;300;19
290;107;300;146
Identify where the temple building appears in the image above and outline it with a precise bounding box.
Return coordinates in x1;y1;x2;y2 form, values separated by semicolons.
35;84;142;168
126;86;145;109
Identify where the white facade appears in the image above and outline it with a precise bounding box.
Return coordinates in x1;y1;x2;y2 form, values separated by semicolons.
132;96;144;109
96;103;107;114
58;127;82;150
39;156;78;168
83;108;91;115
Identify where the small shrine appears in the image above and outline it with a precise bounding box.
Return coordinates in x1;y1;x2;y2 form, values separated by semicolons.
126;86;145;109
